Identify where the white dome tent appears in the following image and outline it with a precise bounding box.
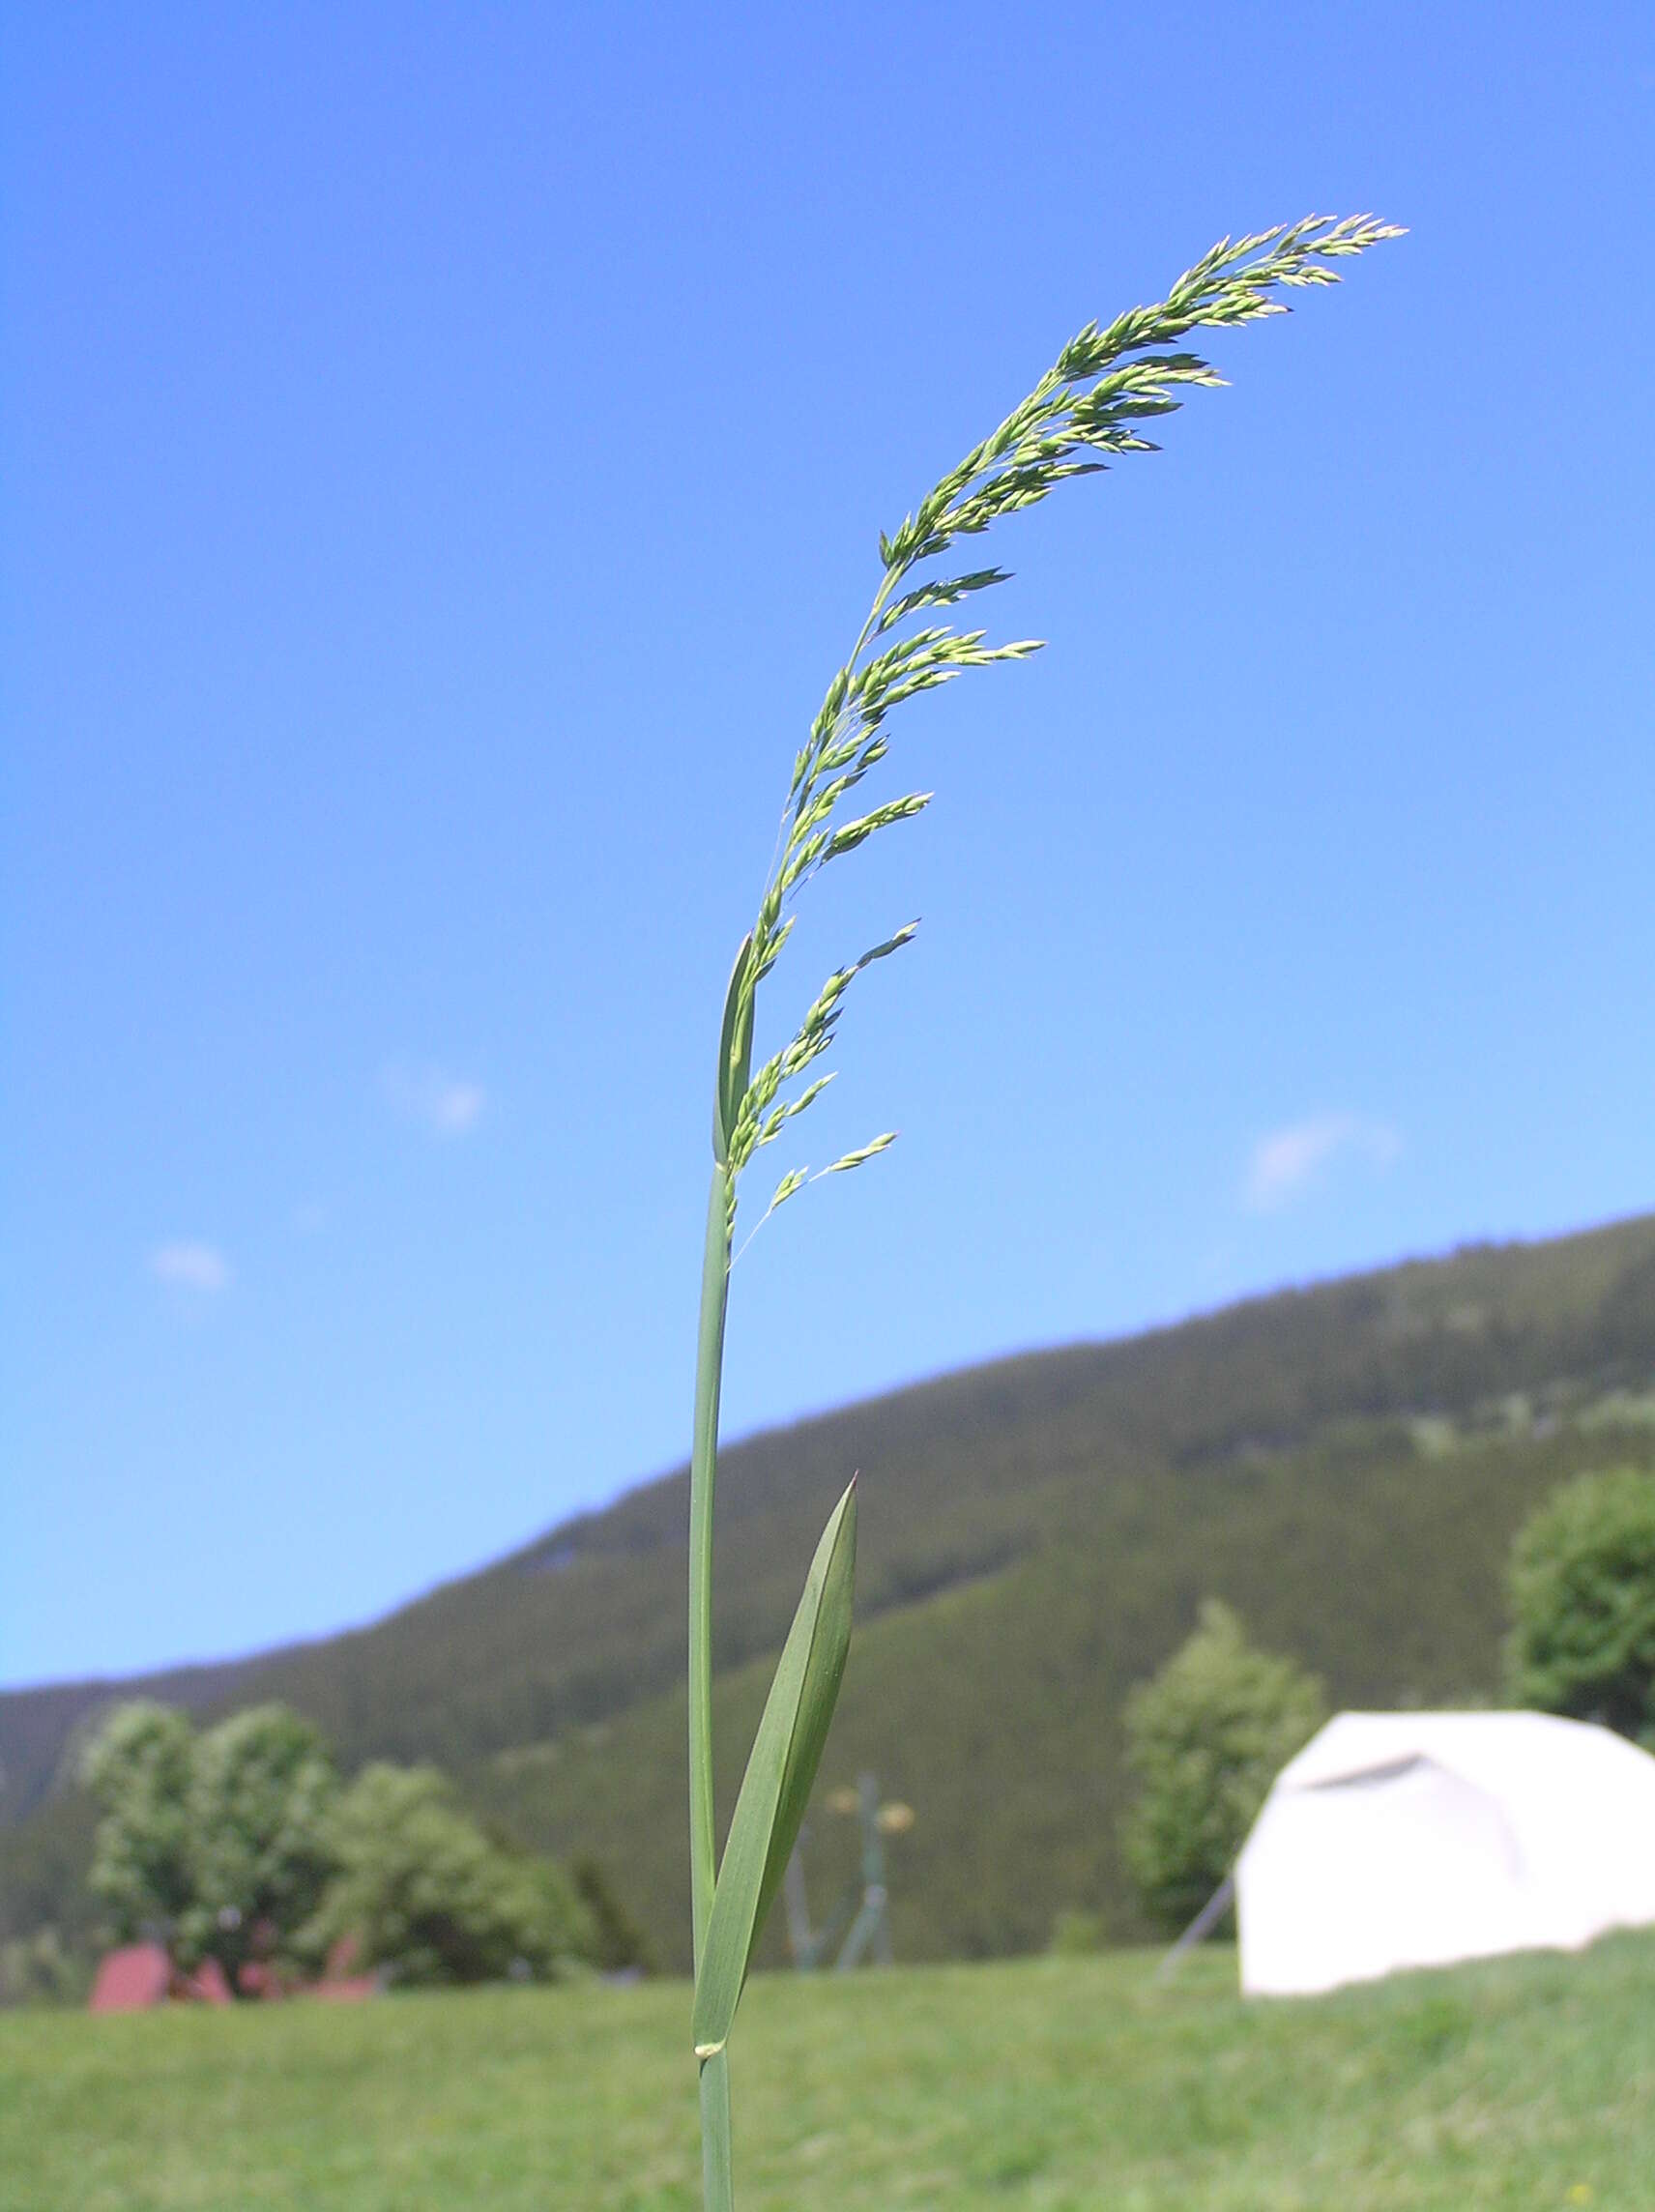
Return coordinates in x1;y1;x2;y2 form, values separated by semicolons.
1235;1710;1655;1997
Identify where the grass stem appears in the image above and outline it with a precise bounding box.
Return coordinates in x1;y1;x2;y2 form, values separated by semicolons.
698;2049;734;2212
688;1164;732;1967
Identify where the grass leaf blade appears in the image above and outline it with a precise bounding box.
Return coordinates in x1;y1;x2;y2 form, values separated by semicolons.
712;935;754;1166
691;1478;857;2056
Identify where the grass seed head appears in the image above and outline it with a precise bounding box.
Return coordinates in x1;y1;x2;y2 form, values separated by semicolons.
715;213;1401;1256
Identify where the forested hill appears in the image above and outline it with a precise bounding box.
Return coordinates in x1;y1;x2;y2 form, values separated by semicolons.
6;1212;1655;1964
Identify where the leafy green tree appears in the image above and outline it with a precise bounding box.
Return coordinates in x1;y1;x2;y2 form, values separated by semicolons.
178;1704;339;1978
304;1764;593;1985
1505;1467;1655;1746
80;1701;196;1943
1120;1601;1325;1932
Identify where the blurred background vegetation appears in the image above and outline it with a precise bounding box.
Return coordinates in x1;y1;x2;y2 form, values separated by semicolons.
4;1211;1655;1997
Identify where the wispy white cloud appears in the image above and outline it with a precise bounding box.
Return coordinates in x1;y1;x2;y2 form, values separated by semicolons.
1243;1113;1400;1212
383;1062;486;1137
151;1240;232;1293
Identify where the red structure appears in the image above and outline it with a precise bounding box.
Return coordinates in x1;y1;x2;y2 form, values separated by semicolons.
88;1936;376;2009
312;1933;379;2002
89;1943;234;2012
88;1944;172;2013
184;1956;233;2005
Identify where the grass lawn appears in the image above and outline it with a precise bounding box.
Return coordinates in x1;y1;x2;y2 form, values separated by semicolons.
3;1936;1652;2210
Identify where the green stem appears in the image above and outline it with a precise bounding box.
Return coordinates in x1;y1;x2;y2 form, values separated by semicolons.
698;2050;734;2212
689;1162;734;2207
688;1165;732;1968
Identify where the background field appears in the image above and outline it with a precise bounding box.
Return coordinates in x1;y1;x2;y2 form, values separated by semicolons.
4;1935;1652;2210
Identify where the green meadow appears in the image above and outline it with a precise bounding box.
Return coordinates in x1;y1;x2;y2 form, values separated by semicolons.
4;1935;1652;2210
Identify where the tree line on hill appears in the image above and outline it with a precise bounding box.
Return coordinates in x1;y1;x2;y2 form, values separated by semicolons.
4;1448;1653;2000
4;1215;1654;1987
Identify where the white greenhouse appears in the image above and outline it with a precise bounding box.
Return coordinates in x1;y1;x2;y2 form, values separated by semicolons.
1236;1709;1655;1997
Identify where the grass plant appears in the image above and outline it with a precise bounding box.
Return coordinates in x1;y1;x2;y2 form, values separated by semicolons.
682;216;1399;2206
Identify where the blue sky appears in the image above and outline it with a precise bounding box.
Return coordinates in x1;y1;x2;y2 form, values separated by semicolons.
4;4;1652;1687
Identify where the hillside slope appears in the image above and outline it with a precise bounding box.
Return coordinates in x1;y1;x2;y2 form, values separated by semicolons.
6;1213;1655;1962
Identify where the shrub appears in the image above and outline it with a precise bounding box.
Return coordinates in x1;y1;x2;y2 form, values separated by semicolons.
0;1926;87;2008
1505;1466;1655;1746
304;1763;594;1985
80;1701;196;1942
1120;1600;1324;1932
176;1704;339;1979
